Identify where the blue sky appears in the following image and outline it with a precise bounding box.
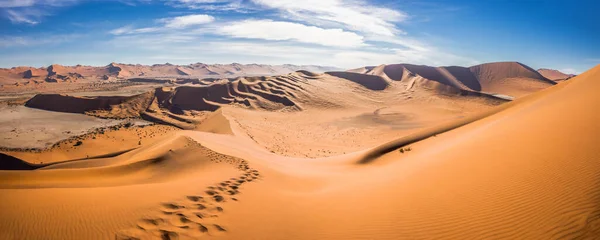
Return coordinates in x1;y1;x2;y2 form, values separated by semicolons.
0;0;598;73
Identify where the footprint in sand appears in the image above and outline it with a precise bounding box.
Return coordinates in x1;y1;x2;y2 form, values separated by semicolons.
116;155;263;239
214;224;227;232
186;195;203;202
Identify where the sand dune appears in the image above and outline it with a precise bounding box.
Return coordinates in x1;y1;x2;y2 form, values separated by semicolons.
345;62;555;98
0;63;598;239
326;71;390;90
25;91;155;119
538;68;576;81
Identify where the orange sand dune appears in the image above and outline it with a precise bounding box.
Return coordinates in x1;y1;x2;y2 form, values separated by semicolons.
538;68;576;81
344;62;555;98
0;64;598;239
25;91;155;118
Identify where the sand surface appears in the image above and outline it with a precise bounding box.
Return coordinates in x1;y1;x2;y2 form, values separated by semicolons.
0;62;598;239
0;105;127;149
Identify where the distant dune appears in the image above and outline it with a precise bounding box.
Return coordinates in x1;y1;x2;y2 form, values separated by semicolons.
19;62;556;131
538;68;576;81
344;62;556;98
0;62;341;85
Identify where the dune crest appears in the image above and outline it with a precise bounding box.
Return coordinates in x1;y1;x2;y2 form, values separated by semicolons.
349;62;555;98
538;68;576;81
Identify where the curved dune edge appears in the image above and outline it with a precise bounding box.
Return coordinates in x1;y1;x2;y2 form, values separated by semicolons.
0;136;214;188
355;74;565;164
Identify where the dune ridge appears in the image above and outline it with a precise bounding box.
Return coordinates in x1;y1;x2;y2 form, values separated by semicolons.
538;68;576;81
334;62;556;98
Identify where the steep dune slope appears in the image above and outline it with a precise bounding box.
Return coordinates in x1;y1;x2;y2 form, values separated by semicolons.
25;91;155;119
326;71;391;90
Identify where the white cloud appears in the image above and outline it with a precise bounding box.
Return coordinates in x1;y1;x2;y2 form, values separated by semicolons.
105;30;476;69
165;0;419;50
109;26;132;35
167;0;250;12
109;14;215;35
160;14;215;28
5;9;45;25
251;0;407;37
218;20;365;48
109;25;160;35
0;0;78;24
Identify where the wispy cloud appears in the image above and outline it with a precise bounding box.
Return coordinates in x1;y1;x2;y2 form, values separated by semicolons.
110;14;215;35
251;0;406;37
218;19;365;48
109;25;160;35
166;0;420;50
0;0;79;24
4;9;40;24
160;14;215;28
167;0;252;12
0;34;80;47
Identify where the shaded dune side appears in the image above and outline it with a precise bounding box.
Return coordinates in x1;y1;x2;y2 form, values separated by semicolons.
158;75;304;112
25;91;155;118
470;62;556;86
0;153;39;170
367;62;556;97
24;72;308;120
0;136;230;188
538;68;575;81
325;71;391;90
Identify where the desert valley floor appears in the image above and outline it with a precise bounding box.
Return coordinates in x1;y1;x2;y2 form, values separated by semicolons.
0;62;598;239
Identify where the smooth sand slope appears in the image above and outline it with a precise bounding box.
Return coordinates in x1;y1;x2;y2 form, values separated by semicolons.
0;64;597;239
